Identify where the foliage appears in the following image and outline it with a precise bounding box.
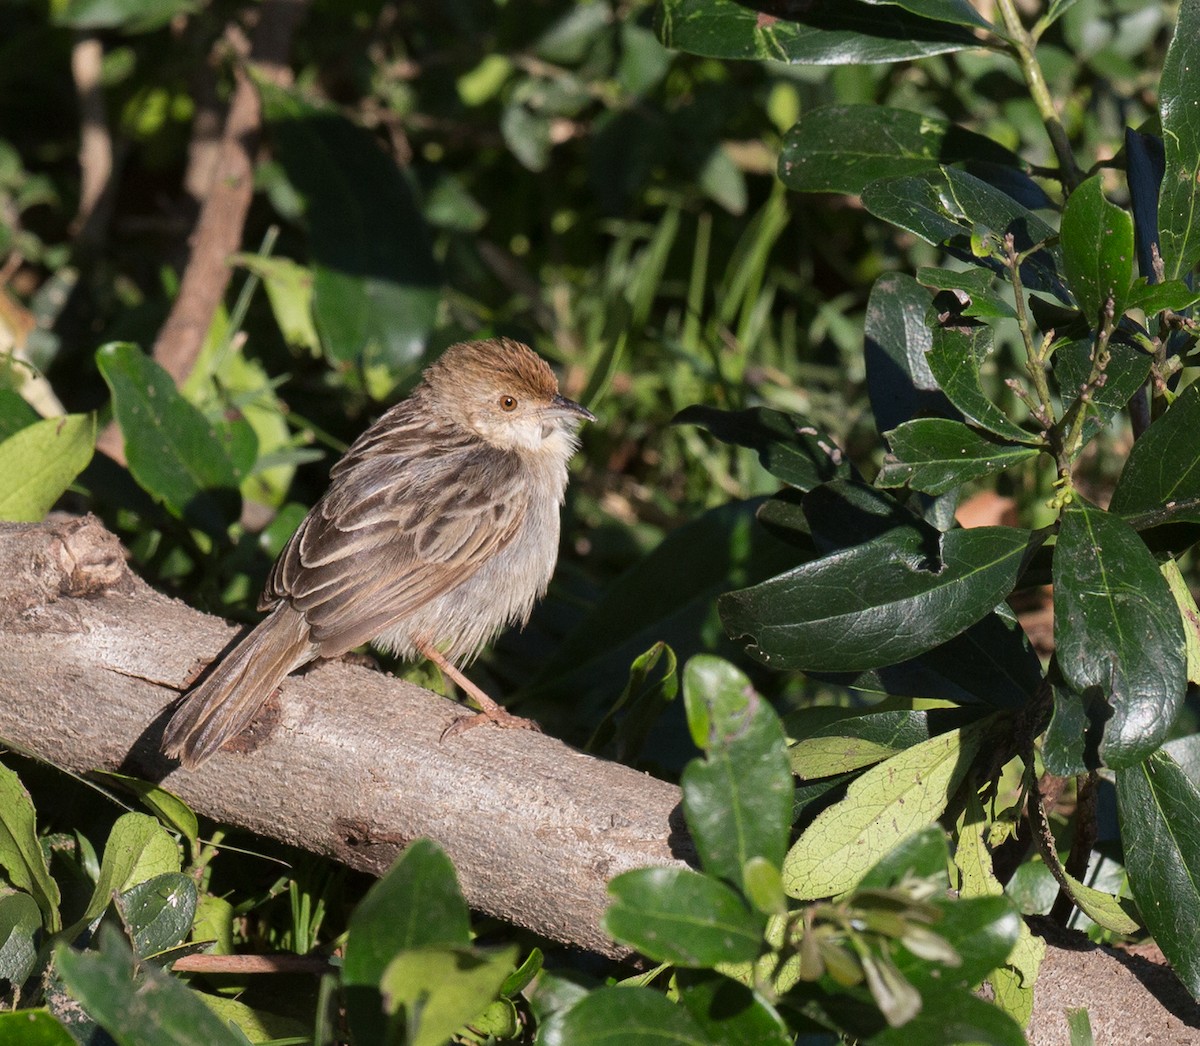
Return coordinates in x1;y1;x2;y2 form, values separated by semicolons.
2;0;1200;1040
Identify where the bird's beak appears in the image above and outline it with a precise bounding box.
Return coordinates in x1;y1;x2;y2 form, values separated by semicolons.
550;393;596;424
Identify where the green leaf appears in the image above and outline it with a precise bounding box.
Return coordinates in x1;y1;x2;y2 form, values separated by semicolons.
1125;277;1200;315
115;873;197;960
1162;558;1200;686
587;642;679;764
1109;382;1200;527
680;657;793;887
878;418;1040;495
867;990;1027;1045
674;404;850;491
1053;501;1186;768
1157;0;1200;281
863;0;991;28
53;927;249;1046
720;525;1033;672
52;0;198;32
229;253;320;356
1052;338;1150;445
1060;872;1140;935
379;946;518;1046
91;772;199;856
677;976;791;1044
343;839;470;1046
0;388;40;440
780;106;1014;195
83;813;180;924
857;823;951;888
604;867;764;966
863;166;1066;299
0;892;42;986
0;762;61;932
0;1010;76;1046
1116;750;1200;996
261;85;439;380
864;272;956;436
783;723;985;899
540;985;707;1045
96;342;241;536
657;0;979;64
893;894;1021;992
925;319;1038;444
1060;175;1135;320
916;265;1017;319
0;414;95;522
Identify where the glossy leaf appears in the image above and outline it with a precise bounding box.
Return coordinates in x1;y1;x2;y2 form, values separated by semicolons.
863;166;1067;299
1052;338;1150;445
783;722;985;899
604;867;763;966
1125;278;1200;315
1157;0;1200;281
916;265;1017;319
868;990;1026;1046
1060;175;1135;320
779;106;1014;195
83;813;180;924
115;873;197;960
1053;501;1186;768
657;0;979;65
53;928;246;1046
681;657;793;886
92;772;199;855
720;524;1033;672
343;839;470;1045
878;418;1040;495
0;414;95;522
676;977;791;1045
863;272;957;436
1117;751;1200;996
97;342;242;536
261;86;439;379
894;894;1021;992
379;946;517;1046
540;985;707;1045
0;891;41;986
0;1010;76;1045
674;404;851;491
0;762;61;932
1109;382;1200;526
925;319;1038;444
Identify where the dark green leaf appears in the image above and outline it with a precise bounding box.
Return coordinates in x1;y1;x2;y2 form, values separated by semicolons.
1109;382;1200;526
1060;175;1135;320
867;990;1026;1045
857;824;950;888
681;658;793;887
80;813;180;926
1125;278;1200;315
343;839;470;1046
1157;0;1200;281
53;927;248;1046
720;525;1033;672
96;342;241;536
893;895;1021;992
779;106;1014;195
916;266;1017;319
0;388;39;440
0;1010;76;1045
261;86;439;378
817;604;1041;709
674;404;850;490
878;418;1040;495
1052;338;1150;444
1042;686;1100;776
604;867;763;966
677;976;791;1045
925;319;1039;444
1053;501;1186;768
92;772;199;854
0;892;41;986
657;0;978;64
115;873;197;960
540;985;706;1045
1116;751;1200;996
864;272;957;436
863;0;991;28
587;642;679;764
0;762;61;932
863;166;1067;299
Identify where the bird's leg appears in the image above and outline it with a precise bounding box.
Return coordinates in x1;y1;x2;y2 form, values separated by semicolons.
417;641;542;738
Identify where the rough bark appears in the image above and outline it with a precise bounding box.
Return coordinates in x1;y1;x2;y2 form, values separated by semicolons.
0;515;690;958
1;517;1198;1039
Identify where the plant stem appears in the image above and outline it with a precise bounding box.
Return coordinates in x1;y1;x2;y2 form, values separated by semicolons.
996;0;1082;192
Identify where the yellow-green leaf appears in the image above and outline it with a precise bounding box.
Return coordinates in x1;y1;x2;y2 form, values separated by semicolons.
0;414;95;522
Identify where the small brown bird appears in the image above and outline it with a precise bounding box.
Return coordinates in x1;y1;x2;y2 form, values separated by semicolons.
162;338;594;769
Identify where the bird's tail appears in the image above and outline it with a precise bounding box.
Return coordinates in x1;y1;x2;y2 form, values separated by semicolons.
163;604;312;770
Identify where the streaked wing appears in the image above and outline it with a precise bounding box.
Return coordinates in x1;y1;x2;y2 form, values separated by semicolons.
263;407;528;656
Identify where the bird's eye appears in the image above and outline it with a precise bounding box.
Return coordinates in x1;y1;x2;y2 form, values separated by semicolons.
499;395;518;412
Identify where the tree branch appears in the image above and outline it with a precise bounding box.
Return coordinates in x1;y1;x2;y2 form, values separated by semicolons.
0;515;690;958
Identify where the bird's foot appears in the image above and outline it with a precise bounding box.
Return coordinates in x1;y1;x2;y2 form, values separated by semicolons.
441;705;542;740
